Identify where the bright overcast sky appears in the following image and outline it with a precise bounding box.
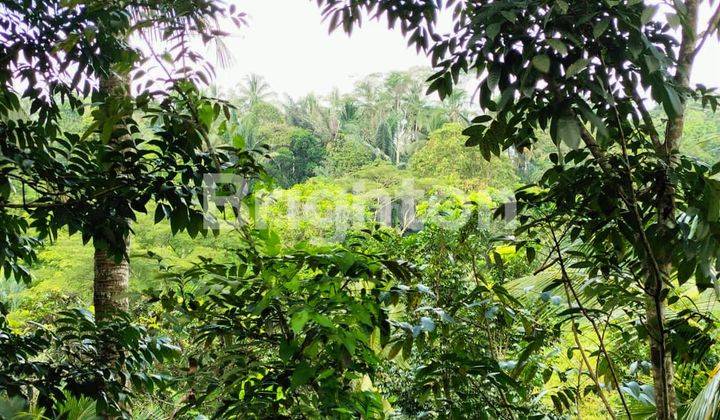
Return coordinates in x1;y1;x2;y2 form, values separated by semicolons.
212;0;720;99
213;0;428;98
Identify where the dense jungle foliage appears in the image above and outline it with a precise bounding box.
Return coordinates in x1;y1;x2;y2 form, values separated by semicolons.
3;0;720;419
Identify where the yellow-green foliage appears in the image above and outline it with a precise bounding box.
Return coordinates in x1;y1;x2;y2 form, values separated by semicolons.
324;139;376;177
259;177;373;243
257;161;509;245
7;207;250;327
678;105;720;164
409;123;519;190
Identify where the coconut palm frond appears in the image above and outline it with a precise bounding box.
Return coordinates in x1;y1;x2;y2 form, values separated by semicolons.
237;74;275;109
129;0;241;79
684;364;720;420
211;36;235;70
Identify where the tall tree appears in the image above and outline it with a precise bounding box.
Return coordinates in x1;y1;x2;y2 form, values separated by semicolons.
94;68;133;321
0;0;260;341
236;73;275;109
318;0;720;418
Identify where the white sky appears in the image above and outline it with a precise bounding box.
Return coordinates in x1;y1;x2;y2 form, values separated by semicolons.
213;0;434;98
212;0;720;99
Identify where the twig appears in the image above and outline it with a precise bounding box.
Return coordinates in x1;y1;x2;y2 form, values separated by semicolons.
563;280;617;420
691;2;720;59
547;224;632;418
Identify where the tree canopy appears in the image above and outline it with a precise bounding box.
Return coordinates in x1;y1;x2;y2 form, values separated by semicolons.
3;0;720;419
317;0;720;418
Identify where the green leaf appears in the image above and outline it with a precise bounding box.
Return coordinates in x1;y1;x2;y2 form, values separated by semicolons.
154;204;168;223
291;362;315;388
532;55;551;73
291;310;310;334
487;23;502;40
577;103;609;140
465;134;482;147
198;103;215;128
593;20;610;38
387;341;403;360
500;11;517;23
685;363;720;420
369;326;381;354
313;314;333;328
677;259;696;285
526;247;536;263
662;84;683;118
566;59;589;77
555;0;569;14
666;13;681;29
0;179;11;200
487;66;501;91
641;5;658;25
402;334;413;359
547;39;568;56
232;134;245;149
497;86;515;110
471;115;493;124
557;115;582;149
704;179;720;222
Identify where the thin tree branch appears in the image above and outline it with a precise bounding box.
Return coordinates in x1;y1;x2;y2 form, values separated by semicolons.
563;281;617;420
692;2;720;59
621;79;662;150
546;223;632;418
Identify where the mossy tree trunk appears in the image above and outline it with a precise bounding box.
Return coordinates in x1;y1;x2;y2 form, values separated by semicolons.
93;70;131;322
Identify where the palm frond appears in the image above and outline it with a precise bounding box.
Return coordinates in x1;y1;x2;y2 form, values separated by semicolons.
684;363;720;420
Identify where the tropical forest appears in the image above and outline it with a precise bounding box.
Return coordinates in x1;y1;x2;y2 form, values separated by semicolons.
3;0;720;419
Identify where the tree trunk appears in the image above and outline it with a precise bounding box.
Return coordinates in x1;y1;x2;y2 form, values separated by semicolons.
646;292;676;419
94;70;132;322
93;242;130;321
649;1;698;418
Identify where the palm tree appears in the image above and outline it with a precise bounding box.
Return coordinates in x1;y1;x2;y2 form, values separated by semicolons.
374;71;428;165
284;91;357;146
441;89;470;124
685;363;720;420
236;74;275;109
287;69;470;167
